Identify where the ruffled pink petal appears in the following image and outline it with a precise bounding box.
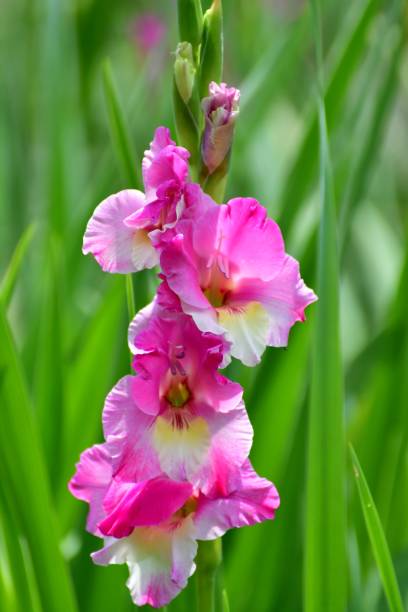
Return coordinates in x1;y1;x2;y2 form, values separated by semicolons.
232;255;318;347
155;279;183;315
216;301;273;366
127;283;183;357
142;127;190;199
182;183;218;221
83;189;158;273
68;444;112;535
194;460;280;539
192;400;253;493
130;362;168;415
99;477;193;538
102;376;161;481
127;300;156;354
218;198;285;281
160;233;211;311
192;369;242;413
124;179;185;232
142;127;174;187
92;517;197;608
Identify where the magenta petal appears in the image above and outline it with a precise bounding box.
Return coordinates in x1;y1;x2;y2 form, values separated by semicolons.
68;444;112;535
92;517;197;608
102;376;161;481
233;255;318;347
192;369;242;413
142;127;190;199
99;477;193;538
83;189;158;273
128;300;156;354
160;233;211;311
193;400;253;494
194;460;280;539
219;198;286;281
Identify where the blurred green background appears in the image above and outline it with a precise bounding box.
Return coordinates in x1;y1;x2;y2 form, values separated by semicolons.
1;0;408;610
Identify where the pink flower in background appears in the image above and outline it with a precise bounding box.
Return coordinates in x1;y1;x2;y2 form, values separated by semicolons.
131;13;166;55
160;197;317;366
104;313;252;493
69;450;279;608
82;127;190;273
202;82;240;174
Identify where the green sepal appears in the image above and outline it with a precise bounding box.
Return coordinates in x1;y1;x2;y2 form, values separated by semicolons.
200;152;229;203
173;79;201;181
177;0;203;53
199;0;223;99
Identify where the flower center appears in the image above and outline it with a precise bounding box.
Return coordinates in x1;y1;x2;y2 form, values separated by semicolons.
201;258;232;308
166;381;190;408
203;286;226;308
175;496;198;519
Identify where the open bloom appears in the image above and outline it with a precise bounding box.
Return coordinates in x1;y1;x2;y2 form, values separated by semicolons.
160;197;317;366
70;448;279;608
201;82;240;174
104;312;252;493
82;127;190;273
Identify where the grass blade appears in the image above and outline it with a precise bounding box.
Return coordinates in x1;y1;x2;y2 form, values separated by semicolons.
102;59;139;188
102;58;140;324
350;445;404;612
304;2;346;609
0;303;78;612
278;0;380;237
0;223;36;307
33;234;65;488
58;279;126;529
226;326;310;610
340;16;404;254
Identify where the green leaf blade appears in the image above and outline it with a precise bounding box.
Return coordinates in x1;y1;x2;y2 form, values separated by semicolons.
350;444;404;612
102;59;139;189
0;304;78;612
304;4;347;605
0;224;36;308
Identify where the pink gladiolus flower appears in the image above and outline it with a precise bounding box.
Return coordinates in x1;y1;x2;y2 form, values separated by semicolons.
104;313;252;493
132;13;166;55
73;111;315;607
69;451;279;609
201;82;240;174
160;197;317;366
82;127;190;273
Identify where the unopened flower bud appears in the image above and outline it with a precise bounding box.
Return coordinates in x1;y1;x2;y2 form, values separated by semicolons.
174;42;196;104
201;81;240;175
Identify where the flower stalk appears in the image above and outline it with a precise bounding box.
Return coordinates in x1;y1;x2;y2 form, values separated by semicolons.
196;539;222;612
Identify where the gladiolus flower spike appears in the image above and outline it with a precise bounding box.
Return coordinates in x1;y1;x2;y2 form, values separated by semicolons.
72;87;316;608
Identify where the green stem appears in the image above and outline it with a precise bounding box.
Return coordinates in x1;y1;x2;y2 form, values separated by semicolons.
125;274;136;368
196;539;222;612
125;274;136;321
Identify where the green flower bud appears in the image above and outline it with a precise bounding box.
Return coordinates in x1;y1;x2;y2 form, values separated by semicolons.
174;42;196;104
